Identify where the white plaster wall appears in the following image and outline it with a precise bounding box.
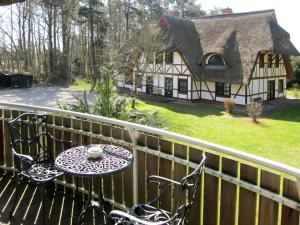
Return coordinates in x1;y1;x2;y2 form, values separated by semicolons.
153;76;159;87
204;81;215;91
192;91;200;99
230;84;245;94
234;96;245;105
158;76;164;88
178;94;188;99
193;80;200;90
118;80;124;87
201;92;214;100
173;51;182;64
125;84;132;89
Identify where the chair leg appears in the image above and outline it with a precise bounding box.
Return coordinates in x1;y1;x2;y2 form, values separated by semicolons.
9;176;20;218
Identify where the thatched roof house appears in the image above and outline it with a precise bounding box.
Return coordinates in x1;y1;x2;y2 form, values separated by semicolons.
159;10;299;84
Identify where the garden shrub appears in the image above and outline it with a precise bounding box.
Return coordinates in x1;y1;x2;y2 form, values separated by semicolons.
246;102;263;123
224;98;235;114
58;65;166;128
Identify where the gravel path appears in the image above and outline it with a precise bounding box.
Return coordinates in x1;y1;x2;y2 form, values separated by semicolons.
0;86;95;108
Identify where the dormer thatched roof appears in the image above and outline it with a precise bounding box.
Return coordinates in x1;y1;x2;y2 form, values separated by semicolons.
160;10;299;84
0;0;25;6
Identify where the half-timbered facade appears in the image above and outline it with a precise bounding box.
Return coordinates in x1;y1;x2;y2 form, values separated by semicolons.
118;10;299;105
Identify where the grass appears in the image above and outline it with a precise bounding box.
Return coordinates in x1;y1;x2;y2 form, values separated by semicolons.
136;99;300;168
67;78;91;91
68;79;300;167
287;88;300;98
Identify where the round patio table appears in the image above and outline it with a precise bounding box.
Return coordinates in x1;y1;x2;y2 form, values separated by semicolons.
55;144;133;225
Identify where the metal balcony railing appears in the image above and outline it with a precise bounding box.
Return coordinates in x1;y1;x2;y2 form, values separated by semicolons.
0;102;300;225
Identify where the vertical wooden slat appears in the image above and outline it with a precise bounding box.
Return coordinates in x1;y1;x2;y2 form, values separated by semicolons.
203;153;219;225
0;110;4;166
62;117;73;190
72;119;83;192
123;146;134;207
238;164;258;225
281;178;299;225
259;170;280;225
136;132;146;204
173;143;187;211
4;119;12;167
112;127;123;205
101;124;112;200
158;139;173;212
220;158;237;225
189;147;203;225
91;123;101;144
146;135;159;206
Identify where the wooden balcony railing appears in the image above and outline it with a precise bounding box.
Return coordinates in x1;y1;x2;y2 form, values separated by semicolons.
0;102;300;225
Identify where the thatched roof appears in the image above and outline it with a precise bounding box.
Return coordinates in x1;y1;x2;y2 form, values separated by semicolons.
0;0;25;6
160;10;299;84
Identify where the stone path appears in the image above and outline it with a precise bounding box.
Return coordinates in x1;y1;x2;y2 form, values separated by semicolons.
0;86;94;108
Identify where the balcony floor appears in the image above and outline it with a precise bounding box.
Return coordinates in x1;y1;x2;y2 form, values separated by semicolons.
0;171;106;225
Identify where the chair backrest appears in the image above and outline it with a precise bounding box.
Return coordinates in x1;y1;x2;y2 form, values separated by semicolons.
175;153;206;223
9;113;52;170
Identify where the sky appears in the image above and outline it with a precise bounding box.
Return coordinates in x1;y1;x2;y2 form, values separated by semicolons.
197;0;300;51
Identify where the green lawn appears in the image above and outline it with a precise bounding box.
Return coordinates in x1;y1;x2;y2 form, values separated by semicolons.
67;78;91;91
136;100;300;168
287;88;300;98
68;79;300;167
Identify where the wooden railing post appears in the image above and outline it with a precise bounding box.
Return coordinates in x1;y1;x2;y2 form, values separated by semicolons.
128;127;138;205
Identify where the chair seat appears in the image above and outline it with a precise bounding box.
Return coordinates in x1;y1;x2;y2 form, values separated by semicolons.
21;163;63;183
129;204;173;224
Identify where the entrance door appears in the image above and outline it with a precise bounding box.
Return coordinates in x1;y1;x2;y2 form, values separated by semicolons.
146;77;153;94
165;77;173;97
267;80;275;100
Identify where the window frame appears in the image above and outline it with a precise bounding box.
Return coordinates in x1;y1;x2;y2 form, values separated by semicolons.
155;53;163;64
205;54;226;67
278;79;284;93
215;82;231;98
268;53;273;68
259;53;265;68
275;54;280;68
165;52;174;64
178;79;188;94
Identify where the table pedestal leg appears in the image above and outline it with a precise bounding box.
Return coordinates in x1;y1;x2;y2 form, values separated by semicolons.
78;177;111;225
78;178;92;225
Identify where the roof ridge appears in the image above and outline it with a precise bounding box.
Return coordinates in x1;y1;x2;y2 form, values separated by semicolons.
193;9;275;20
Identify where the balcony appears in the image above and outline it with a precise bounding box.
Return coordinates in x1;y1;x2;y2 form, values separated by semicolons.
0;102;300;225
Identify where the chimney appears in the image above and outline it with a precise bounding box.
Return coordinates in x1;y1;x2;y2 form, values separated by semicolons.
222;7;233;14
169;10;180;17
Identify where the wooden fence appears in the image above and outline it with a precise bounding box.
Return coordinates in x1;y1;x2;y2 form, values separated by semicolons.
0;105;300;225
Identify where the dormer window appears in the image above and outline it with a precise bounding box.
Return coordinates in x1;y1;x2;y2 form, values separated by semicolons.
205;54;226;68
155;53;163;64
165;52;174;64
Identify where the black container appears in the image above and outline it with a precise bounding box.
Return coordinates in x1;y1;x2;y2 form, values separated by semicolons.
10;73;33;88
0;71;11;88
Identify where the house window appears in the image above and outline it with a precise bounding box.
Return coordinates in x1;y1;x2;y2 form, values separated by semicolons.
206;54;225;66
268;53;273;68
125;73;133;85
165;52;173;64
135;75;143;88
178;79;188;94
278;79;284;93
275;54;280;68
215;82;231;97
155;53;163;64
259;53;265;68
